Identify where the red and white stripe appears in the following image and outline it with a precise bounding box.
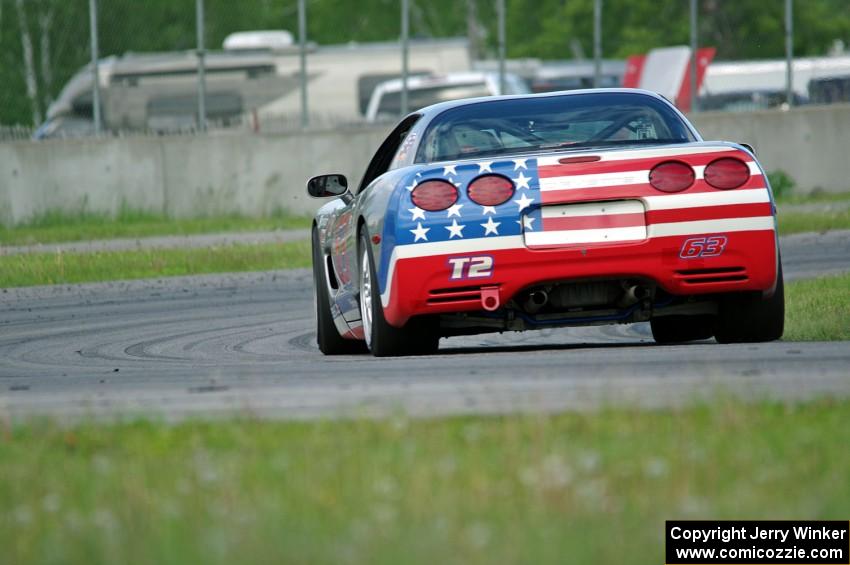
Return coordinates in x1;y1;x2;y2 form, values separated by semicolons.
526;146;774;248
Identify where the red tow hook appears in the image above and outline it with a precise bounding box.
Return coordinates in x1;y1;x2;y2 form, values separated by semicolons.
480;286;501;311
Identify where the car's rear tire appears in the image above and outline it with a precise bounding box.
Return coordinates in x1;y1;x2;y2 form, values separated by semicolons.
714;264;785;343
359;231;438;357
312;228;367;355
650;315;715;344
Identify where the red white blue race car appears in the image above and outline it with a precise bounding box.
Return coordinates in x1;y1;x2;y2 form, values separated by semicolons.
308;89;783;356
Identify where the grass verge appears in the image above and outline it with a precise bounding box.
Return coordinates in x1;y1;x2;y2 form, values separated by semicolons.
0;241;310;287
1;399;848;565
776;191;850;206
778;209;850;235
784;272;850;341
0;209;311;247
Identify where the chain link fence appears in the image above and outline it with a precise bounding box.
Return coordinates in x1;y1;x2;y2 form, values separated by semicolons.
1;0;849;141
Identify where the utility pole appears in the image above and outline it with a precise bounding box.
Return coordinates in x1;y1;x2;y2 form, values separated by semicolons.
593;0;602;88
497;0;506;95
88;0;101;134
401;0;410;115
196;0;207;131
466;0;479;63
689;0;698;112
298;0;308;127
785;0;794;107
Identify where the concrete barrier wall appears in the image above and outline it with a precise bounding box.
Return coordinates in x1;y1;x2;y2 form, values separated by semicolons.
2;104;849;226
0;126;389;226
690;103;850;193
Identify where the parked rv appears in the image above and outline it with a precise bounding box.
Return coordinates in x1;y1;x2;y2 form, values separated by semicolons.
35;34;470;138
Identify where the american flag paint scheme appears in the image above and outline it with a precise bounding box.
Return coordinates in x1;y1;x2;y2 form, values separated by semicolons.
309;89;784;356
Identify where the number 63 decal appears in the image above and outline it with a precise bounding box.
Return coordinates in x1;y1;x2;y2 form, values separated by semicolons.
680;236;728;259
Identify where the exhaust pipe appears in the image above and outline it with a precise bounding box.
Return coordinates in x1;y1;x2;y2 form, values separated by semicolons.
617;285;650;308
523;290;549;314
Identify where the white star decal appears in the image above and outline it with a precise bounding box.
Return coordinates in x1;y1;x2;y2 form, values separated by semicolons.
478;161;493;173
513;158;528;170
515;193;534;212
408;207;426;221
445;219;465;239
516;216;535;231
446;203;464;218
514;171;531;190
405;182;417;191
410;222;429;242
481;217;501;236
481;205;497;215
452;180;461;188
443;165;457;176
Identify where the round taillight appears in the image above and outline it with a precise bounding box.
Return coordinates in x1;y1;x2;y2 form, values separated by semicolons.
649;161;695;193
411;180;458;211
704;157;750;190
467;174;515;206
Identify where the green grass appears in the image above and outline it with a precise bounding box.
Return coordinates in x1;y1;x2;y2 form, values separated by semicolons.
778;209;850;235
0;241;311;287
775;190;850;234
0;209;311;247
1;399;848;565
776;190;850;205
785;273;850;341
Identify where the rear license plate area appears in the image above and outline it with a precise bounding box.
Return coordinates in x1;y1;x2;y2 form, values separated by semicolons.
523;200;647;248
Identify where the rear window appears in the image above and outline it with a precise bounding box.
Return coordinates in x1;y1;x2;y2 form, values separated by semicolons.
416;92;696;163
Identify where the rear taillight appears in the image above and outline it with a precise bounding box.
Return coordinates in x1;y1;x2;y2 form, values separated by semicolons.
467;174;515;206
704;157;750;190
649;161;695;193
411;180;458;211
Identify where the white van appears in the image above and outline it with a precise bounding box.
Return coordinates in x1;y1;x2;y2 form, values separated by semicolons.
365;72;530;122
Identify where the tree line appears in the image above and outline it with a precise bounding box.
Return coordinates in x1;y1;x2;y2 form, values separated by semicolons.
1;0;849;126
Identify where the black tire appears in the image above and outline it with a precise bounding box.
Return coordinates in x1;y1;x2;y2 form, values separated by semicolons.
714;264;785;343
650;315;715;344
358;231;439;357
312;228;367;355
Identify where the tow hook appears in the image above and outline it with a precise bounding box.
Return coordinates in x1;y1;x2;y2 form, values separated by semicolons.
480;286;501;311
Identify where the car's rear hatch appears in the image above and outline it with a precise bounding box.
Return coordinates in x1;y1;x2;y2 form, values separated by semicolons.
518;143;769;250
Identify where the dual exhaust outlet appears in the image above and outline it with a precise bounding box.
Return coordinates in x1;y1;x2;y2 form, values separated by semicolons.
521;284;651;314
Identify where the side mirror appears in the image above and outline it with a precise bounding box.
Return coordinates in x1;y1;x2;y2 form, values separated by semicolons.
307;174;349;198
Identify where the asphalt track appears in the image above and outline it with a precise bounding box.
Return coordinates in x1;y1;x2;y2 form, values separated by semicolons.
1;230;848;421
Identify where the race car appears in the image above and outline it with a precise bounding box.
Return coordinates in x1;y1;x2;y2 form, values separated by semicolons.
308;89;784;356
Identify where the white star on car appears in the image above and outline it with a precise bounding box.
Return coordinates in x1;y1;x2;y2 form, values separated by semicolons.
514;171;531;190
410;222;430;242
447;203;464;218
513;158;528;170
408;207;426;220
405;182;417;191
516;216;535;231
481;205;497;215
445;219;465;238
478;161;493;173
443;165;457;176
515;193;534;212
481;217;501;235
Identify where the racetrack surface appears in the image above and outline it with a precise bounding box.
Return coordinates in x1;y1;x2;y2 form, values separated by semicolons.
1;230;848;421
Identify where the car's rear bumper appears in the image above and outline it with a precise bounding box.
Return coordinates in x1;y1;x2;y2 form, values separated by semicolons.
379;229;778;327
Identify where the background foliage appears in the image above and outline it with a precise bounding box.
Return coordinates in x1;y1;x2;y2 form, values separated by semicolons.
2;0;850;126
